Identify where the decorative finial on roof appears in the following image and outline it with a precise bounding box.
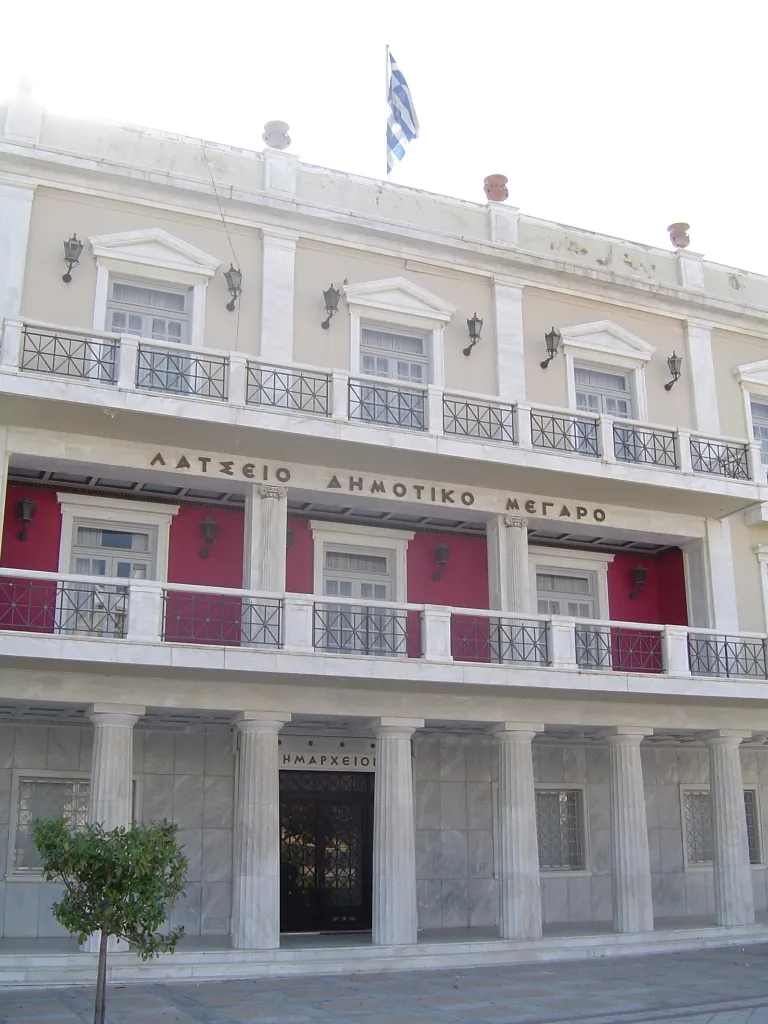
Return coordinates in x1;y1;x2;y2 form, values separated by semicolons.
262;121;291;151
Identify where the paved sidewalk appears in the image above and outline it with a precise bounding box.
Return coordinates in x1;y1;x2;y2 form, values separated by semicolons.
4;944;768;1023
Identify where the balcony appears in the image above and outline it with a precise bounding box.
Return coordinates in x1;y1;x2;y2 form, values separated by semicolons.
4;569;768;697
1;320;762;494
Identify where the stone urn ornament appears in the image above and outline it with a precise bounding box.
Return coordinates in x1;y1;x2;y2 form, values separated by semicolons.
484;174;509;203
262;121;291;151
667;222;690;249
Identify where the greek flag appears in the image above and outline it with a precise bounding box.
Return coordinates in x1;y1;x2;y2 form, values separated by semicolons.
387;52;420;174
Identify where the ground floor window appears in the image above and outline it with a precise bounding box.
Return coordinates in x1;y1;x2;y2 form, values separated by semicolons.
535;788;585;870
14;777;90;872
682;788;761;866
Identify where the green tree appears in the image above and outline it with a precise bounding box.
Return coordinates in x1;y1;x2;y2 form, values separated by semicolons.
32;818;187;1024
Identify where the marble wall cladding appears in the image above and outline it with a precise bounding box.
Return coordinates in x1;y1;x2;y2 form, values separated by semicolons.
0;724;235;939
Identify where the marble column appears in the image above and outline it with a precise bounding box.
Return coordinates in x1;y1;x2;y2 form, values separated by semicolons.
231;713;290;949
243;485;287;593
487;515;531;613
605;730;654;933
370;717;424;946
706;731;754;926
493;724;543;940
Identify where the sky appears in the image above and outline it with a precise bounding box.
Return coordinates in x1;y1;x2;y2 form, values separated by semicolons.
2;0;767;275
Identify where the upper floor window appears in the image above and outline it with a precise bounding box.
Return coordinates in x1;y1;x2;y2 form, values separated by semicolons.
71;524;156;580
360;327;429;386
751;399;768;465
574;364;634;419
536;570;595;618
107;280;189;344
323;548;392;602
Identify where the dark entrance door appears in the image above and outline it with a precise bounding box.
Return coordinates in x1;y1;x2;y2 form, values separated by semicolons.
279;771;374;933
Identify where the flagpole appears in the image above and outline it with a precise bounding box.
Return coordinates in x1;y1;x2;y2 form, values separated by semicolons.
384;44;390;176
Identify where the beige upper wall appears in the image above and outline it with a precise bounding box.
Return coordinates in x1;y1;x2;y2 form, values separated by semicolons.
293;242;496;394
712;328;768;440
22;188;262;355
523;290;694;427
731;516;768;633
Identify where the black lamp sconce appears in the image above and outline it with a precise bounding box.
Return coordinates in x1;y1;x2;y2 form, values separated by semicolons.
286;528;294;551
62;234;84;283
224;265;243;312
540;327;562;369
321;285;341;329
432;541;450;581
199;517;219;559
463;313;484;357
17;496;37;541
629;564;647;600
664;351;683;391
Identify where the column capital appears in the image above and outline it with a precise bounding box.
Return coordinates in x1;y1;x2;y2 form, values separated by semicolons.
87;703;145;725
504;515;529;530
256;484;287;501
701;729;750;747
601;727;653;745
369;717;424;738
490;722;544;740
235;712;291;735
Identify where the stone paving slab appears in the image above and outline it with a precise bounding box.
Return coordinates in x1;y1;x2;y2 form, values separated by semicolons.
5;944;768;1023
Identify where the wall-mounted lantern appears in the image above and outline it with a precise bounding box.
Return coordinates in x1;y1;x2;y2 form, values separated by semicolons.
664;351;683;392
62;234;84;283
17;496;37;541
432;541;451;581
540;327;562;369
462;313;484;357
199;517;219;559
321;285;341;329
224;265;243;311
629;564;647;600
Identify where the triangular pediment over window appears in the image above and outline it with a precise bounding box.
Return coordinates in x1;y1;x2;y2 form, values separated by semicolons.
736;359;768;390
560;320;656;364
89;228;221;279
343;277;456;322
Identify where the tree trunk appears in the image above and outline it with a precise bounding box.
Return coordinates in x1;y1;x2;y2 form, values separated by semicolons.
93;930;109;1024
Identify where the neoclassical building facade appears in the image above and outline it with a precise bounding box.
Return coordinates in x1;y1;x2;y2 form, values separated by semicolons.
2;85;768;984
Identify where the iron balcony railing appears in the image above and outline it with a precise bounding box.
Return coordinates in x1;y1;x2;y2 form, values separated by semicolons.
313;601;420;657
613;422;678;468
162;591;282;647
246;362;331;416
20;325;118;384
0;576;128;638
136;343;229;401
575;623;664;673
348;377;427;431
443;394;516;443
690;435;750;480
688;633;768;679
451;614;549;664
531;408;600;457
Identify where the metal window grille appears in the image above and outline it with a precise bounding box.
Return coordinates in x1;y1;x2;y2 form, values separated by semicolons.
684;790;714;865
744;790;761;864
313;602;417;657
530;410;599;457
613;423;678;468
575;624;663;673
15;778;90;871
246;364;331;416
443;396;516;443
21;326;118;383
136;343;228;400
348;378;426;431
687;634;768;679
450;615;549;664
535;790;585;870
162;592;282;647
690;436;750;480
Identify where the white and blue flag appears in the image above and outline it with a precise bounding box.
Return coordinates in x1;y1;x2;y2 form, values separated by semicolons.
386;51;419;174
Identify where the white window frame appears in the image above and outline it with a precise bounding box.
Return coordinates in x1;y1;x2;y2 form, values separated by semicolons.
680;784;763;871
560;321;655;423
89;229;221;348
7;768;143;880
735;363;768;473
529;548;614;620
534;783;591;877
57;494;179;582
309;522;414;603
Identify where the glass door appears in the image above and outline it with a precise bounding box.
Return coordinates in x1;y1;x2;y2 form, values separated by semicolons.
322;549;402;654
537;570;601;668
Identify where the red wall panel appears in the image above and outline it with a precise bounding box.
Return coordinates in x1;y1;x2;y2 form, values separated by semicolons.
286;517;314;594
607;550;688;626
406;533;489;608
167;505;244;588
1;485;61;570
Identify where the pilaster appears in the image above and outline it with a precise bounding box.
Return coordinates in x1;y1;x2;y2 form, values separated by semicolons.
705;732;755;927
370;717;423;945
0;183;35;324
705;517;739;632
487;515;531;613
684;320;720;434
243;485;287;592
260;231;297;364
492;724;543;940
231;712;291;949
493;278;526;403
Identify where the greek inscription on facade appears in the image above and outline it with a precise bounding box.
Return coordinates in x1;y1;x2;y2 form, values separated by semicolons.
149;454;291;484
